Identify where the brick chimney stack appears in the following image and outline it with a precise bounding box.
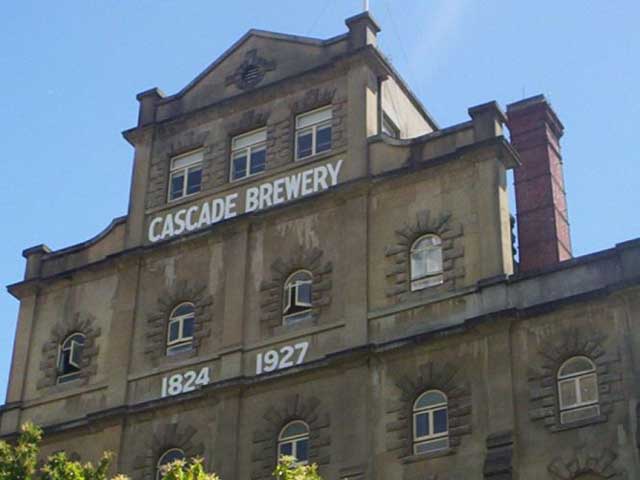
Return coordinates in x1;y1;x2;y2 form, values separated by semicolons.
507;95;572;272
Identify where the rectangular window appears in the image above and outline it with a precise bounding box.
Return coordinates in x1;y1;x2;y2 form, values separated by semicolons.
295;106;332;160
230;128;267;181
168;150;203;202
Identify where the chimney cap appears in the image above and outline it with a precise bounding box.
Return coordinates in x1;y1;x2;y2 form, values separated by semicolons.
507;94;564;137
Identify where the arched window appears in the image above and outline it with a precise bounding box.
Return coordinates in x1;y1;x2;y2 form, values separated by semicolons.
557;356;599;424
167;303;195;355
410;235;443;291
277;420;309;465
413;390;449;455
282;270;312;326
156;448;185;480
57;333;86;384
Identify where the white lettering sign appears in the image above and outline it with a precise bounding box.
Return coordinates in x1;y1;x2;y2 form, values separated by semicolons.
256;341;309;375
160;367;211;397
148;160;344;243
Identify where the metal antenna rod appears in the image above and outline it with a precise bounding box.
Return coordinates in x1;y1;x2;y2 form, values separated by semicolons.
364;0;369;12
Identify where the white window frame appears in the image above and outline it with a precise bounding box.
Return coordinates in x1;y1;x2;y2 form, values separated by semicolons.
410;234;444;291
166;303;195;355
56;333;86;384
277;420;310;465
230;128;267;181
282;270;313;326
413;390;449;455
156;448;185;480
295;106;333;161
168;149;204;202
557;356;600;423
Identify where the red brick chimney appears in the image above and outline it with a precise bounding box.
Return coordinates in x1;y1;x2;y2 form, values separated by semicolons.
506;95;572;272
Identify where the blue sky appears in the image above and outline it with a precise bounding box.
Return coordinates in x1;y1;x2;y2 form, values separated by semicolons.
1;0;639;400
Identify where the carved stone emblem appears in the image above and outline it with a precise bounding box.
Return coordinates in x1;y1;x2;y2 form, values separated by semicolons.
226;49;276;90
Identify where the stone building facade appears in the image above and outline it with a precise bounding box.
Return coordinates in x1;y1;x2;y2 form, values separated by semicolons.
2;12;640;480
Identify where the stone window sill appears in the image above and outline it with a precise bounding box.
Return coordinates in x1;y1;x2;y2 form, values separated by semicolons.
401;447;455;464
272;317;317;336
550;414;608;433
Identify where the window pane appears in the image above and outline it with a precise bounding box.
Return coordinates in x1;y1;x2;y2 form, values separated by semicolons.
160;450;185;466
560;357;594;377
411;250;428;280
297;107;332;129
172;304;194;317
279;442;293;456
415;413;429;438
415;437;449;455
579;375;598;403
171;151;203;170
283;311;312;326
415;236;440;250
186;168;202;195
182;317;194;339
170;173;184;200
60;350;72;373
561;404;599;424
415;391;446;409
283;285;293;314
297;132;313;159
426;247;443;273
167;342;192;355
316;125;332;153
433;408;448;434
168;321;180;342
559;379;578;408
232;129;266;149
291;271;311;282
67;333;85;347
250;148;266;175
233;154;247;180
282;421;308;438
296;439;309;462
296;283;312;307
69;340;83;368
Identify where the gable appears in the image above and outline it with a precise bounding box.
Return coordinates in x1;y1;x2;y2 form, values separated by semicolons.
155;31;349;121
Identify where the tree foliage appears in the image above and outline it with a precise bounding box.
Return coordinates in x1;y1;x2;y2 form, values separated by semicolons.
40;451;113;480
159;457;219;480
0;424;322;480
0;422;41;480
273;456;322;480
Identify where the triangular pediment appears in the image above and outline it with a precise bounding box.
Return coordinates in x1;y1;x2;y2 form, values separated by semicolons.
160;30;349;116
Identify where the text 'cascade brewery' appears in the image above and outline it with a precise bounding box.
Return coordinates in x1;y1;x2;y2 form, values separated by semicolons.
148;159;343;243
